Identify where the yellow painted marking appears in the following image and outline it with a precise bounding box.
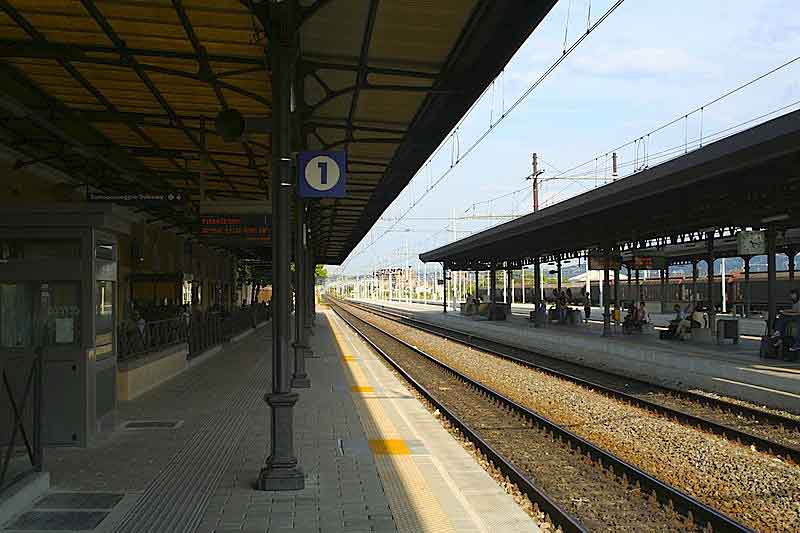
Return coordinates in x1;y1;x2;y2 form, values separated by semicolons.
369;439;410;455
326;310;454;532
351;386;375;393
342;356;357;362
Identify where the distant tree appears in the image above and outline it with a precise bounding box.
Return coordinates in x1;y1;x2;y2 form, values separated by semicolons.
315;264;328;280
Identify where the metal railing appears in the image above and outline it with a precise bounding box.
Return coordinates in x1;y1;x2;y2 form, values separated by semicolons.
1;348;43;494
224;308;255;340
188;313;224;357
253;302;270;325
118;318;189;362
118;304;271;361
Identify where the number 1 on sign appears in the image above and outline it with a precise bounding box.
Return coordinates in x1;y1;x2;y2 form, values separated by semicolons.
317;161;328;184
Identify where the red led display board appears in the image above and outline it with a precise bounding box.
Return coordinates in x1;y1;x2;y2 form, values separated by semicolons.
199;214;271;244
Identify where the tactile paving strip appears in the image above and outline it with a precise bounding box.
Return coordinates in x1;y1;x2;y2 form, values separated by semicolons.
111;351;268;533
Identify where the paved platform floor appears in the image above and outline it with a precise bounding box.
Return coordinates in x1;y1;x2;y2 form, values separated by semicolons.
355;299;800;413
2;310;536;533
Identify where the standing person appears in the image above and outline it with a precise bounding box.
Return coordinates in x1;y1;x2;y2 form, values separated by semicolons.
582;288;592;325
558;290;569;323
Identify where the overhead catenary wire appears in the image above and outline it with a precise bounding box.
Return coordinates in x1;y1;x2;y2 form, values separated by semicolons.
338;0;627;273
548;54;800;181
342;7;799;277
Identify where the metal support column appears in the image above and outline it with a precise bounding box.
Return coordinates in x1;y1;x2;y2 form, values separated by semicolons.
691;260;698;302
259;0;303;491
474;270;479;301
310;245;317;325
743;255;751;318
489;263;497;321
305;241;316;341
602;251;611;336
706;233;716;333
626;265;632;301
788;248;796;282
659;267;666;313
767;226;777;331
291;196;310;388
534;258;542;304
442;264;448;313
556;259;562;292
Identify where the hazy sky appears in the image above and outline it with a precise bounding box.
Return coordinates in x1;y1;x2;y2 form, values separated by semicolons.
334;0;800;275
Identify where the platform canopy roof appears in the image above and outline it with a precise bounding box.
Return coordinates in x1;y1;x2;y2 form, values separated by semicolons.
420;110;800;270
0;0;557;264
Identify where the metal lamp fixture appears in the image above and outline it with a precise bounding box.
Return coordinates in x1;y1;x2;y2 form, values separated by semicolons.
215;108;272;142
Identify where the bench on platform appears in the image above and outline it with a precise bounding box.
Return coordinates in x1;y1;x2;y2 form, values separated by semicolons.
543;306;582;326
487;302;510;320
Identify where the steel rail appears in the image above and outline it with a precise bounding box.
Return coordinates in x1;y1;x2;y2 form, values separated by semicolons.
329;303;587;533
349;299;800;463
330;299;753;533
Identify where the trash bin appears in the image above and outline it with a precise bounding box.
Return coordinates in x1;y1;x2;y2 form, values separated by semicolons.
716;317;739;345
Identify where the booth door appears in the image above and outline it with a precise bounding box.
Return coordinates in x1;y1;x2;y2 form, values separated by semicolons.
1;281;83;445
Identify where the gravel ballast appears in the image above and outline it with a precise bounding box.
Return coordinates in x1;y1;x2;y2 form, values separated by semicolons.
338;307;698;531
344;303;800;532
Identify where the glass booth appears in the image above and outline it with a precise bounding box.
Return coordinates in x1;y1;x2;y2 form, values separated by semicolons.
1;208;118;448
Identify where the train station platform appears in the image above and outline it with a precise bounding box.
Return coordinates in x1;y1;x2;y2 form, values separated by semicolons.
1;309;536;533
354;299;800;414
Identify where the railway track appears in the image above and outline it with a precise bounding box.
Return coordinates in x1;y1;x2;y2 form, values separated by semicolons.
348;299;800;462
329;299;754;532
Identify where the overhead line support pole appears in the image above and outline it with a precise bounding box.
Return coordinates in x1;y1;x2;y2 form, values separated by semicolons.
603;249;611;337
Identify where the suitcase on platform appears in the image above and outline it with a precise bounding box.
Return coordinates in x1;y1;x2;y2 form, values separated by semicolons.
759;336;779;359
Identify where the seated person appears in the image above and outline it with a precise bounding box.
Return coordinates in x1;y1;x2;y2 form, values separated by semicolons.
638;301;649;325
623;303;643;332
675;301;705;339
772;289;800;352
670;303;685;322
663;304;684;339
611;304;622;323
691;305;707;328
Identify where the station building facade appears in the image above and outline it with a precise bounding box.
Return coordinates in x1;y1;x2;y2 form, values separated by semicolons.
0;162;243;449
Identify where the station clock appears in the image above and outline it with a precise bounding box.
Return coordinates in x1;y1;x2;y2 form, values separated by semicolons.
736;230;766;255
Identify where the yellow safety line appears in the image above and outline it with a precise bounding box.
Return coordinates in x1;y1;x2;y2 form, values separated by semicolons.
328;310;455;533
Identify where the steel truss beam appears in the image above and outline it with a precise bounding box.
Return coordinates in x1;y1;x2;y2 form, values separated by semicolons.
79;0;239;196
173;0;265;184
302;60;438;80
0;1;193;190
0;37;264;65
